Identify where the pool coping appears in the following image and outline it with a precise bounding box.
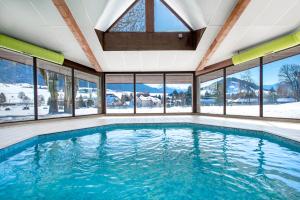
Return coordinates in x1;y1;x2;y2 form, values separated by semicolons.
1;121;300;162
0;115;299;151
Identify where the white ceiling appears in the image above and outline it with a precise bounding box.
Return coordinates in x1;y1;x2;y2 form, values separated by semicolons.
206;0;300;66
0;0;300;72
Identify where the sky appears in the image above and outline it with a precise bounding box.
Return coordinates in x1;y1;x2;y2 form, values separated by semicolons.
201;54;300;86
146;84;191;90
228;66;260;84
263;54;300;85
154;0;189;32
114;0;188;32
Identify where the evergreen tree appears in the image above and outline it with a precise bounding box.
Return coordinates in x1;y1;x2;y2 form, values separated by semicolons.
186;86;192;105
0;93;6;104
18;91;26;100
78;95;85;107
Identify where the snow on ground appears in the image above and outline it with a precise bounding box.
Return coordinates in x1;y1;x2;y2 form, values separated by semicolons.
107;106;192;113
166;106;192;113
1;83;299;121
0;83;34;103
200;102;300;119
0;83;99;122
0;83;52;104
263;102;300;118
0;107;99;122
75;108;98;115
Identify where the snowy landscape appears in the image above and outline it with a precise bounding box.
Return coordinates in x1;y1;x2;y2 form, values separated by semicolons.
106;84;192;113
0;81;192;122
199;64;300;119
0;82;99;122
200;102;300;118
1;59;299;122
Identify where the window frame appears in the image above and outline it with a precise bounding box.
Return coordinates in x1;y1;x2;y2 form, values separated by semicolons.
198;69;225;115
107;0;192;33
0;47;102;124
196;45;300;122
105;73;135;114
225;59;260;117
103;72;195;115
0;48;35;123
165;73;193;113
96;0;205;51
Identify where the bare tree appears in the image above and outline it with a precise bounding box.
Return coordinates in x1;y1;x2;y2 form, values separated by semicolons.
64;76;72;113
40;69;59;114
240;70;255;103
279;64;300;101
110;0;145;32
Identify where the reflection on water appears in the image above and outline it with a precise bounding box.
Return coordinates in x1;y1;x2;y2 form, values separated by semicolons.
0;124;299;200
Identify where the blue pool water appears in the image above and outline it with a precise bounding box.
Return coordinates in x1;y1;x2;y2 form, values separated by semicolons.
0;123;299;200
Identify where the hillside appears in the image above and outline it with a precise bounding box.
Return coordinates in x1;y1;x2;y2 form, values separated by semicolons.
201;77;278;93
0;61;189;94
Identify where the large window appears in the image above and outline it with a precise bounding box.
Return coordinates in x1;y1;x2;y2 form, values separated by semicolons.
75;70;100;115
166;74;193;113
0;49;34;122
105;74;134;113
197;46;300;120
37;59;73;119
136;74;164;113
0;48;102;123
226;59;260;116
198;70;224;114
263;54;300;119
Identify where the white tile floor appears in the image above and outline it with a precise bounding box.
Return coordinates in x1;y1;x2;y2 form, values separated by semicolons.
0;115;299;149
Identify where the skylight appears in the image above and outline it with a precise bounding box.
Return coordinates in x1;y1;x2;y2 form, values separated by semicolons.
97;0;204;51
154;0;189;32
110;0;146;32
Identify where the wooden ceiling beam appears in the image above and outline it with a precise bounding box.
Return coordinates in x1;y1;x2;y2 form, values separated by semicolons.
52;0;102;72
196;58;233;76
195;0;251;73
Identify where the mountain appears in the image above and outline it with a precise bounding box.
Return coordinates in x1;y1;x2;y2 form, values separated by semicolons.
107;84;161;93
0;61;189;93
0;60;34;84
226;77;259;91
202;77;282;93
201;77;260;94
263;83;279;91
0;60;63;86
106;83;188;94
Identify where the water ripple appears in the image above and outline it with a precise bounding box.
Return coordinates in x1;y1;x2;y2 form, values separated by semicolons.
0;124;299;200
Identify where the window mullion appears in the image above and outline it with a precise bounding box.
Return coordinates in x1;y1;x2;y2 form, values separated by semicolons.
146;0;154;32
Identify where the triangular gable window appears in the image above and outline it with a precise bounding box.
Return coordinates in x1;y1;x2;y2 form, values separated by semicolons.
154;0;189;32
109;0;190;32
110;0;146;32
98;0;205;51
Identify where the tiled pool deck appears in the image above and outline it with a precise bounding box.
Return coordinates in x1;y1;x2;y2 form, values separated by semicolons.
0;115;300;149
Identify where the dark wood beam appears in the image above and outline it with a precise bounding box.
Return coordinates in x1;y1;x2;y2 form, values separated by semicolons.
63;59;101;76
196;0;251;73
195;58;233;76
146;0;154;32
193;28;206;49
95;29;205;51
52;0;102;72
